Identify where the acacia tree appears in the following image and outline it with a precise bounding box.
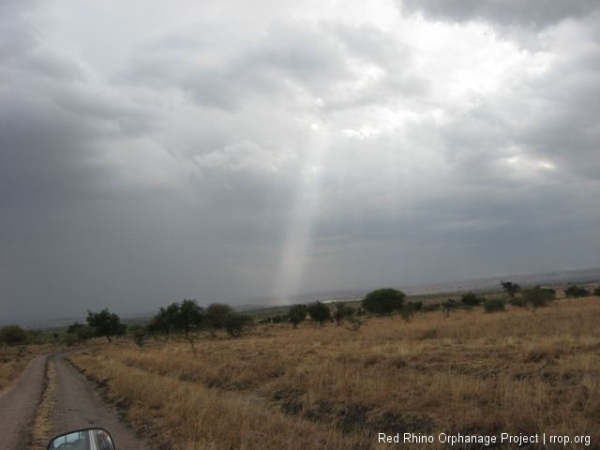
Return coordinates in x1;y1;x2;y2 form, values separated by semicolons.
206;303;233;330
148;303;181;337
86;309;127;342
332;302;354;325
362;288;405;315
148;300;204;350
501;281;521;297
177;299;204;352
0;325;28;346
307;302;331;326
224;314;253;338
288;304;307;328
522;286;555;308
565;285;590;298
66;322;95;342
176;299;204;336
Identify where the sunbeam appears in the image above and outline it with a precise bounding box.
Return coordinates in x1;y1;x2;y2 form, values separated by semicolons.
272;122;330;303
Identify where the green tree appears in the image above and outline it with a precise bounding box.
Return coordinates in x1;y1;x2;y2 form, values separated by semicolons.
483;298;506;313
224;314;253;338
176;299;204;336
86;308;127;342
0;325;28;346
129;324;148;347
500;281;521;297
442;299;460;316
307;302;331;326
66;322;95;342
332;302;354;325
362;288;406;315
461;292;483;307
206;303;233;329
288;304;307;328
565;285;590;298
147;303;180;337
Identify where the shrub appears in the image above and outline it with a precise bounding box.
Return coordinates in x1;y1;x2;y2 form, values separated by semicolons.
307;302;331;326
288;304;308;328
224;314;253;338
147;303;180;336
206;303;233;329
442;299;460;315
332;302;355;325
565;285;590;298
500;281;521;297
0;325;28;346
508;296;526;308
66;322;95;342
521;286;555;308
483;298;506;313
129;325;148;347
407;301;423;312
594;287;600;296
422;303;441;313
362;288;406;315
461;292;483;307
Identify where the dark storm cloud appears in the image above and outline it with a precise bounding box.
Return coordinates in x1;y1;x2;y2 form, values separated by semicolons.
401;0;600;29
1;1;599;323
0;1;156;207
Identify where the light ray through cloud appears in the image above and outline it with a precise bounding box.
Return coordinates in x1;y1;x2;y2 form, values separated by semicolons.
272;122;330;303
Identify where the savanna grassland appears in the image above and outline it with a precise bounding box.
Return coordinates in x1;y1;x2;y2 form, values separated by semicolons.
67;294;600;450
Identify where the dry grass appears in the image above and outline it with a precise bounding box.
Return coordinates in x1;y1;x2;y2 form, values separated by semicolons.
70;297;600;449
0;344;53;394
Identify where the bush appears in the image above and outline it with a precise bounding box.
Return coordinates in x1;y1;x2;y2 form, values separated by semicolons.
483;298;506;313
594;287;600;296
66;322;95;342
501;281;521;297
522;286;555;308
508;296;526;308
333;302;355;325
406;301;423;312
224;314;253;338
288;304;308;328
422;303;441;313
362;288;406;315
206;303;233;329
441;299;460;315
129;325;148;347
307;302;331;326
0;325;28;346
461;292;483;307
565;285;590;298
148;303;180;336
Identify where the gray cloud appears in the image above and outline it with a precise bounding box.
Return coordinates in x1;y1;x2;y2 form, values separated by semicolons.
401;0;600;29
1;1;599;323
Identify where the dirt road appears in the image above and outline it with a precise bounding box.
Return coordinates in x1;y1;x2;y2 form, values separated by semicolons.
0;355;49;450
0;352;148;450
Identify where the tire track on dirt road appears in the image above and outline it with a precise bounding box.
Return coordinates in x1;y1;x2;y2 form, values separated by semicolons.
0;352;149;450
45;353;149;449
0;354;49;450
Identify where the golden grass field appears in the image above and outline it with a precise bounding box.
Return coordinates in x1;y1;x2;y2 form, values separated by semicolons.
67;294;600;450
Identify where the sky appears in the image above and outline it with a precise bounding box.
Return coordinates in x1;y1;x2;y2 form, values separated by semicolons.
1;0;599;323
